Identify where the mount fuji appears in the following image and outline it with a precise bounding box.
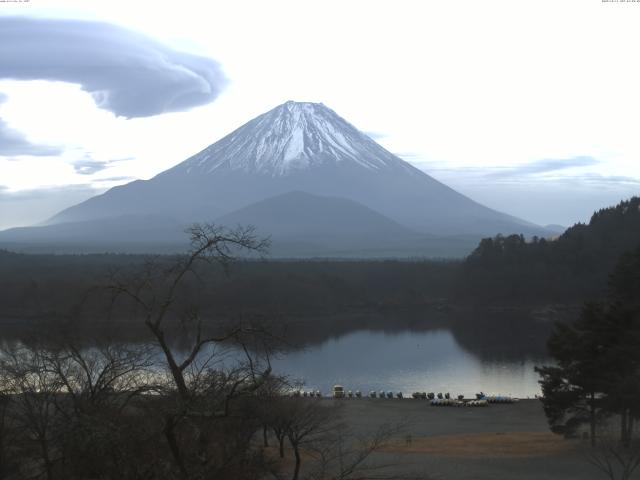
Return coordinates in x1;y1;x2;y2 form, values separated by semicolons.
0;101;548;256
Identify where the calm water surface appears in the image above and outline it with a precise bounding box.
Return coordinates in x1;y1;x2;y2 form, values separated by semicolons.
271;329;548;398
0;319;551;398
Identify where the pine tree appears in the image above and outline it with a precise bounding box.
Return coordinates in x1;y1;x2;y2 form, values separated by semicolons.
536;302;609;446
537;244;640;446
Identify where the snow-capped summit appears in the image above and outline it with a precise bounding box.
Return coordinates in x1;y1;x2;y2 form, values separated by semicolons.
173;101;411;176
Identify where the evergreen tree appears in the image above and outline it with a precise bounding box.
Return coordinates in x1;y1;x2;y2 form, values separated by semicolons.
601;246;640;445
536;303;609;446
537;244;640;446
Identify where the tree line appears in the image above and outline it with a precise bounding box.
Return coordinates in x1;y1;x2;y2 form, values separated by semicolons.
0;249;458;330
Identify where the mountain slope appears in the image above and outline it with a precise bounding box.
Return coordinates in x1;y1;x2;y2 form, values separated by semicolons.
0;191;480;257
217;191;417;238
216;191;434;256
49;101;546;237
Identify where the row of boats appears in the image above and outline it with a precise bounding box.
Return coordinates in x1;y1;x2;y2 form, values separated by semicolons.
430;398;489;407
430;396;519;406
291;386;519;405
292;390;323;398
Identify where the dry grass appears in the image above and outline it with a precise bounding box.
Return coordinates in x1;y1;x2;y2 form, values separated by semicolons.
382;432;576;458
262;444;319;470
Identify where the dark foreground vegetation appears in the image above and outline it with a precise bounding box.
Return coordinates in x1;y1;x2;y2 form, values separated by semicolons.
535;243;640;479
0;225;415;480
1;197;640;479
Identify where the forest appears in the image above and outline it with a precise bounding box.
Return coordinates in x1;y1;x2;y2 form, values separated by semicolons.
459;197;640;304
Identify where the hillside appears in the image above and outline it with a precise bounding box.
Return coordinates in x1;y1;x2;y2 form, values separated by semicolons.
458;197;640;304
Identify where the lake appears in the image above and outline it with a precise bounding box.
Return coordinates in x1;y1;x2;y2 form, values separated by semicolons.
270;328;548;398
0;311;553;398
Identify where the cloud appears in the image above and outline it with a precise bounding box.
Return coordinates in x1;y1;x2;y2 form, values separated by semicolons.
0;92;62;156
412;156;603;185
0;17;227;118
72;155;134;175
0;184;93;201
93;176;137;183
395;152;423;160
73;159;110;175
0;119;62;156
410;156;640;191
0;184;102;230
555;173;640;187
486;156;599;178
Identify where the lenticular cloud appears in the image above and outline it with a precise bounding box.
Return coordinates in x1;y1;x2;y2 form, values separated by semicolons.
0;17;227;118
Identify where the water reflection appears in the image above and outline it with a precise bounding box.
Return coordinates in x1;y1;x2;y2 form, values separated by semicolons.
0;309;554;397
271;329;548;397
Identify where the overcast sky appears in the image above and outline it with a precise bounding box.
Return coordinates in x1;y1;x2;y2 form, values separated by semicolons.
1;0;639;230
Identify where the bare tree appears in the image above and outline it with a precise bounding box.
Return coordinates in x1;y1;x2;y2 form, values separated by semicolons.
0;336;162;480
263;388;297;460
284;399;341;480
0;343;64;480
584;426;640;480
271;406;291;459
106;223;276;479
244;371;290;452
307;422;412;480
108;224;270;401
42;340;154;415
0;390;12;479
264;399;423;480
